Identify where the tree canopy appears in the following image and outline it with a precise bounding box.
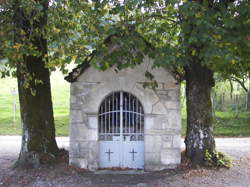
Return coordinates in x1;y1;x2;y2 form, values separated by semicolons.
1;0;249;79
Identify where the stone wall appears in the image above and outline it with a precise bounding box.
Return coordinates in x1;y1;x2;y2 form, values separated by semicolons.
69;57;181;171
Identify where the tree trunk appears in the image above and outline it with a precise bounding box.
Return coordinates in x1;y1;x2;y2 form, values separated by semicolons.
247;91;250;110
14;0;59;168
184;61;215;166
247;73;250;110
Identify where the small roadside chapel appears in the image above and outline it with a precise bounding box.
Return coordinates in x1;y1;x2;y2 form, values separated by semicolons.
65;35;182;171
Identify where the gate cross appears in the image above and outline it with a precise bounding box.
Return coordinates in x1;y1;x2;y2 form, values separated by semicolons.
105;149;114;161
129;148;137;161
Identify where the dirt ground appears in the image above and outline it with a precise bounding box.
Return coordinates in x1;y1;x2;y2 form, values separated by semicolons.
0;137;250;187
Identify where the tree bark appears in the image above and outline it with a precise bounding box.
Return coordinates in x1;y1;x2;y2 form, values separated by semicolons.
14;0;59;168
184;61;216;166
247;91;250;110
247;73;250;110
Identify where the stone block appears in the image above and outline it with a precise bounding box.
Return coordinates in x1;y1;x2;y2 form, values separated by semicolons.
165;100;180;110
146;129;163;135
87;115;98;129
156;90;167;96
144;152;160;165
69;142;81;158
152;102;167;115
70;123;88;140
70;84;75;95
88;162;98;171
144;164;169;171
82;82;97;89
70;103;81;110
88;150;98;163
69;158;88;169
162;134;173;142
160;148;181;165
80;106;89;113
155;90;170;101
71;84;84;96
144;135;154;151
164;82;179;90
78;95;87;105
145;135;162;153
86;129;98;141
70;110;84;123
172;135;181;148
162;141;172;149
165;128;181;135
154;83;164;90
77;141;90;150
152;117;163;130
70;95;77;104
152;115;168;130
88;142;98;160
79;94;90;106
85;90;109;113
167;110;181;129
162;120;171;129
162;135;173;149
79;149;89;157
167;88;180;101
82;113;89;124
70;143;88;158
162;122;167;129
145;115;154;130
134;83;147;97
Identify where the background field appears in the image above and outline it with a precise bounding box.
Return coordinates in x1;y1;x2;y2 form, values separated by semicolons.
0;71;70;136
0;71;250;137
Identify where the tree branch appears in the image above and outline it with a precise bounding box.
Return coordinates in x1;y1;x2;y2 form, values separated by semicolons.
231;76;248;92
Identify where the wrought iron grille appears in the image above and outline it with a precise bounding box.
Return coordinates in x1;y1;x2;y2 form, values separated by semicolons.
98;91;144;141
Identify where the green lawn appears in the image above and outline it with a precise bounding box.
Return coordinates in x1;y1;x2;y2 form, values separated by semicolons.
213;111;250;137
1;73;250;137
0;71;70;136
181;111;250;137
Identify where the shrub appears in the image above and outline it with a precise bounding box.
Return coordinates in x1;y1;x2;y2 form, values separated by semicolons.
204;150;232;168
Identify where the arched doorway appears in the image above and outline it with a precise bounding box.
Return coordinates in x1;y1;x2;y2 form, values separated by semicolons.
98;91;144;169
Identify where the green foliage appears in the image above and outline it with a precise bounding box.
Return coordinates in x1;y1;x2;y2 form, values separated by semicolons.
142;71;158;90
0;0;112;77
1;0;249;79
70;0;250;86
204;149;232;168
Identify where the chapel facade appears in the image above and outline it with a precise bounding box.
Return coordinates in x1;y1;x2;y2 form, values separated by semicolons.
66;56;182;171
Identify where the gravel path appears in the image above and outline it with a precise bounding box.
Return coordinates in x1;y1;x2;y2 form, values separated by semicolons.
0;136;250;187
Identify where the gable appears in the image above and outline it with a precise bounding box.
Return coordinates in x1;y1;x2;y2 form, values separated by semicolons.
76;56;176;86
65;31;156;83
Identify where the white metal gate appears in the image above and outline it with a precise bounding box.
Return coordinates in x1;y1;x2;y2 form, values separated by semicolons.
98;91;144;169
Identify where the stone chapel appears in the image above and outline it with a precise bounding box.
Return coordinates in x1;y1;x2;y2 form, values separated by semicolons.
65;37;182;171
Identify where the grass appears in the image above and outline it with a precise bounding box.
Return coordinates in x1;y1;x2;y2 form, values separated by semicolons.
181;110;250;137
0;71;70;136
213;111;250;137
1;74;250;137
